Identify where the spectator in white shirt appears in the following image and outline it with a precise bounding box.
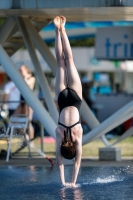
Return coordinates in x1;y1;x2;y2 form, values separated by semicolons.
3;76;20;117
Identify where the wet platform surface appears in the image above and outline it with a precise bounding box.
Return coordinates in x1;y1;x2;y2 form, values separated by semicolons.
0;164;133;200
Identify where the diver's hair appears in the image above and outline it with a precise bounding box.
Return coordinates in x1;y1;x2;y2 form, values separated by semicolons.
61;130;76;160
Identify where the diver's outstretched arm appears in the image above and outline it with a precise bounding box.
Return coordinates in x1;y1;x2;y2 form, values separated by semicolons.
71;138;82;185
56;129;75;187
56;131;65;185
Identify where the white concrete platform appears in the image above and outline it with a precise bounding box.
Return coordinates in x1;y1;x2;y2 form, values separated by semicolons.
99;147;121;161
0;0;123;9
0;0;133;21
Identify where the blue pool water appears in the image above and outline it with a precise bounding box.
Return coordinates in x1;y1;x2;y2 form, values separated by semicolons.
0;165;133;200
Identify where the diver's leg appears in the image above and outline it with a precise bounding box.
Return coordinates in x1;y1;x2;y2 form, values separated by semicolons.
54;16;67;98
60;16;82;99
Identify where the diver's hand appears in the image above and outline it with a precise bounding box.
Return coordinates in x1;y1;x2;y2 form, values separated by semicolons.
62;182;72;187
70;183;75;187
65;182;72;187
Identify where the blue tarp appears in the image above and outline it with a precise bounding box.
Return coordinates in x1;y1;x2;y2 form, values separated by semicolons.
43;21;133;31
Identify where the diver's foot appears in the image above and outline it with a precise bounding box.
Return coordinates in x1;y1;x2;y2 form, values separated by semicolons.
60;15;66;31
53;16;60;30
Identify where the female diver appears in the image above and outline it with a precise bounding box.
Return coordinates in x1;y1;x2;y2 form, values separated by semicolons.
54;16;83;187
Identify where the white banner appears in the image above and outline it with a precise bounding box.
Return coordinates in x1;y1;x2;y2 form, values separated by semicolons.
95;27;133;60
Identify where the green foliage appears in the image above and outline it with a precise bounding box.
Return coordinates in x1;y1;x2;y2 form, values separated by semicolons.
47;37;95;47
70;38;95;47
0;18;6;26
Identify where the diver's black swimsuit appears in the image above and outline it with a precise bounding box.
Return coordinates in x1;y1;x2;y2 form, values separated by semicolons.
58;86;82;135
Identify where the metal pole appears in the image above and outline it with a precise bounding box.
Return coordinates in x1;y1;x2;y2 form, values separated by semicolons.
17;17;58;124
5;20;49;49
25;18;57;75
94;109;133;141
82;101;133;145
0;44;56;138
6;23;18;42
81;100;110;146
81;100;99;128
0;17;16;45
40;123;44;152
111;126;133;146
26;18;110;146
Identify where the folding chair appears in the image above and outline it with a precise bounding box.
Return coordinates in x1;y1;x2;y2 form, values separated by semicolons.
0;114;31;162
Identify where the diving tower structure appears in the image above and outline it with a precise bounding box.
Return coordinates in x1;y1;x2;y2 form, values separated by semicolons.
0;0;133;159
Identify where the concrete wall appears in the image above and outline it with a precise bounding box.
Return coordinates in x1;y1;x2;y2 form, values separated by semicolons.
122;0;133;6
0;0;130;9
6;48;115;72
95;94;133;122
